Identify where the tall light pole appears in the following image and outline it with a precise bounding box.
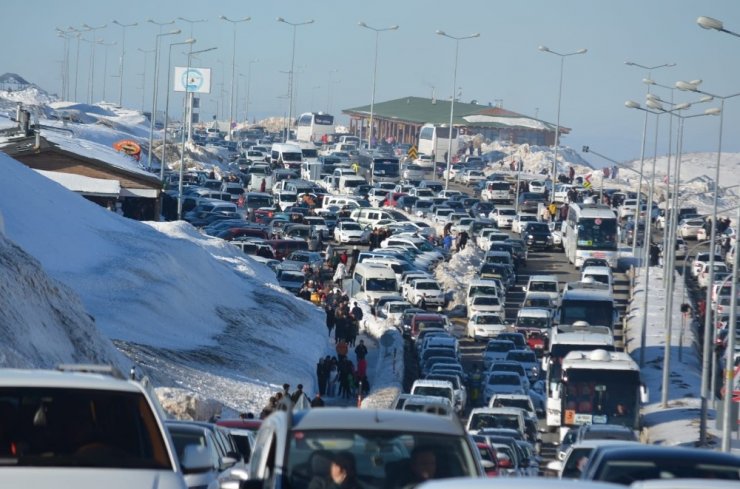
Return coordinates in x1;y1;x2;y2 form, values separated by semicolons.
71;27;90;102
112;20;137;107
137;47;155;112
161;37;196;181
539;46;587;183
178;46;218;220
82;23;107;103
696;13;740;453
359;22;398;152
625;62;676;254
220;15;251;140
277;16;314;141
177;16;206;39
56;28;75;100
245;59;258;123
438;30;480;191
98;40;116;101
147;28;181;171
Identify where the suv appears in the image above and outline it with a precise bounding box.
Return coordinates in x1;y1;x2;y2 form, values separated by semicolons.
0;365;197;487
246;408;483;489
405;279;447;308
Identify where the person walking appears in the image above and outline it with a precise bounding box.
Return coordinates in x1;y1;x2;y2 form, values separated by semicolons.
310;393;325;407
291;384;305;404
354;339;368;362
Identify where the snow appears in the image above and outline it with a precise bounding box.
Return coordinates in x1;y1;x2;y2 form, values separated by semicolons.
35;169;121;196
463;114;551;131
434;245;484;310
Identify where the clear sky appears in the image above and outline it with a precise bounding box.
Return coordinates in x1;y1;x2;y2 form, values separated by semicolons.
3;0;740;163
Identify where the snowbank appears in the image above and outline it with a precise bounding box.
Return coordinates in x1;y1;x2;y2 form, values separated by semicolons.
435;245;484;310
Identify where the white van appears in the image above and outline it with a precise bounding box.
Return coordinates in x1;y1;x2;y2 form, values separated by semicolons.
466;279;504;309
350;207;396;228
351;262;398;303
271;143;303;170
339;135;361;146
581;266;613;292
338;175;366;194
402;395;454;416
323;195;363;210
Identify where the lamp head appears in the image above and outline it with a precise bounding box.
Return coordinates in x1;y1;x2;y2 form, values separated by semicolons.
576;48;587;54
697;16;724;31
699;95;713;103
625;100;641;109
705;107;721;116
436;30;446;36
645;99;663;110
625;61;635;66
358;21;367;27
676;80;698;91
643;78;656;85
538;45;549;52
646;93;661;102
673;102;691;110
276;17;285;22
168;29;181;35
390;25;399;30
219;15;227;20
471;33;481;38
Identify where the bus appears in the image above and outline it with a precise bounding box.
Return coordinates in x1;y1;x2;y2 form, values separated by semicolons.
418;124;459;163
295;112;335;143
543;324;614;431
562;203;618;268
550;349;647;440
357;153;400;182
558;288;619;331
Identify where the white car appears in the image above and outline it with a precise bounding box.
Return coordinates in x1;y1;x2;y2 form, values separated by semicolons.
367;188;390;207
334;220;370;244
406;278;447;308
553;184;575;203
490;207;517;228
511;214;539;234
697;262;730;289
414;154;434;168
433;208;456;223
462;170;486;185
409;187;436;200
679;218;705;239
528;180;547;193
482;340;517;370
468;295;504;318
467;313;509;341
402;164;426;180
482;371;527;404
379;300;414;325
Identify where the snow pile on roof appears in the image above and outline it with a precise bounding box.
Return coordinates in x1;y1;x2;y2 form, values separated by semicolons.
0;152;327;414
463;114;551;131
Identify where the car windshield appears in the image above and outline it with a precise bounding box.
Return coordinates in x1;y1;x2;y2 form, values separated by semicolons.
493;398;531;411
388;303;410;313
469;413;520;431
476;315;503;325
342;223;362;231
507;351;536;363
499;209;516;216
0;387;172;469
488;374;521;386
474;297;500;306
529;282;558;292
517;316;549;329
366;278;397;292
416;282;440;291
286;429;477;489
486;342;513;352
413;386;452;399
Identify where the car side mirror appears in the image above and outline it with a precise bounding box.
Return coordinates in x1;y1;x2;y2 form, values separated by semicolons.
546;460;563;473
481;459;496;470
220;456;238;470
181;444;213;474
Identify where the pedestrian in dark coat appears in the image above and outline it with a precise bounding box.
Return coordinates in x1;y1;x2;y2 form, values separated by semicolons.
310;393;325;407
354;339;368;362
325;305;336;338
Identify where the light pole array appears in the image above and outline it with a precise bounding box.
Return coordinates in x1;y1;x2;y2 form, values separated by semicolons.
359;22;398;152
624;99;690;373
245;59;258;123
99;40;117;101
697;14;740;452
277;17;314;141
676;80;740;445
539;46;587;183
161;38;196;181
83;23;107;104
624;62;676;254
438;30;480;191
178;46;218;220
55;27;76;100
147;28;181;171
220;15;251;139
112;20;137;107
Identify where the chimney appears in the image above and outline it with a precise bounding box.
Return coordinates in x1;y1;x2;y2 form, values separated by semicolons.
431;87;436;104
20;110;31;136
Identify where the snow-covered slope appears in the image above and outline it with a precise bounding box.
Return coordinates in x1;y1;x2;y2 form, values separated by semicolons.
0;152;326;413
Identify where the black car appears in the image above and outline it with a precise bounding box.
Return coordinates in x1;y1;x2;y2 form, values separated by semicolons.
521;222;552;250
470;202;495;219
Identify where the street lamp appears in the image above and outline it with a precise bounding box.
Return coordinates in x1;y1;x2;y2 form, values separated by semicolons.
244;59;258;123
112;20;137;107
438;30;480;191
161;37;196;181
220;15;251;140
177;16;207;38
277;17;314;141
697;16;740;38
625;62;676;253
539;46;587;184
82;23;107;104
98;40;117;101
178;46;218;220
56;28;76;100
359;22;398;153
147;28;181;171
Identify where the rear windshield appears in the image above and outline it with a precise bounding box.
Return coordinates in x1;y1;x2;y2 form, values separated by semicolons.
0;387;172;469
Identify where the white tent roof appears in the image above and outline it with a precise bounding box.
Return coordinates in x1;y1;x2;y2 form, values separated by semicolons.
35;170;120;197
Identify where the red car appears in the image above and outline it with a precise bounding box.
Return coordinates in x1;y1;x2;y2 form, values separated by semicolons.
475;442;499;477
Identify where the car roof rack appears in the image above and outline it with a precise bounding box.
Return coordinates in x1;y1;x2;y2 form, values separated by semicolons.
56;363;126;380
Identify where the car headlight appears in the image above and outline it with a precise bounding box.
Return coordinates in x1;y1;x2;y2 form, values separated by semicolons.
527;235;534;240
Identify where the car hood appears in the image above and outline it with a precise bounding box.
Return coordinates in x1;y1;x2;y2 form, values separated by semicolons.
0;468;186;489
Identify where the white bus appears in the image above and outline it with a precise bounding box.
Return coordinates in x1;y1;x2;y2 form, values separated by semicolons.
549;349;647;440
558;288;619;331
418;124;459;163
562;203;618;268
295;112;335;143
543;323;614;431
